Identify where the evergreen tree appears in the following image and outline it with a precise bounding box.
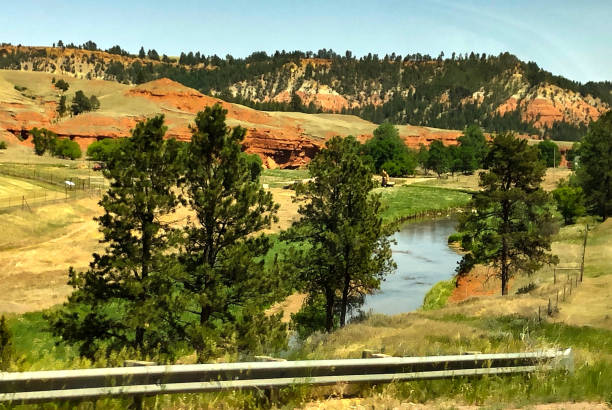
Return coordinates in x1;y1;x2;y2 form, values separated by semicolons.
177;104;286;363
458;133;558;295
48;116;183;359
290;92;303;112
89;95;100;111
138;46;146;59
57;95;67;116
286;136;395;332
576;112;612;219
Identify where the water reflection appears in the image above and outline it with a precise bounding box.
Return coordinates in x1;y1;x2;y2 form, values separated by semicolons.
359;217;460;315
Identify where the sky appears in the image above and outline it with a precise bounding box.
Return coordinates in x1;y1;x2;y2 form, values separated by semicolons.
1;0;610;83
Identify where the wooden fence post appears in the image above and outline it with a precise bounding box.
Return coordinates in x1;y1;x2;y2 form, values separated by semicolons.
580;224;588;282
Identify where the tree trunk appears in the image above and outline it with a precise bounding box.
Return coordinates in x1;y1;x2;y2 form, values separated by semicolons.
501;199;510;296
325;289;335;332
339;274;351;327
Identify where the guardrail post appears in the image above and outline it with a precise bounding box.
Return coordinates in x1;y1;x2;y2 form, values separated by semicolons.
254;356;286;404
555;348;574;374
124;360;157;410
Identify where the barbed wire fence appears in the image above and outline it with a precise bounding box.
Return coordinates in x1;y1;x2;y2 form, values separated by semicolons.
0;162;109;212
535;224;589;322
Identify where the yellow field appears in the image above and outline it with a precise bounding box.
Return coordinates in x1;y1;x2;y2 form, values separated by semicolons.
0;174;53;198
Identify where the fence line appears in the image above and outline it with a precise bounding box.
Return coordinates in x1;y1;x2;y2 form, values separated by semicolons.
0;163;108;211
0;349;573;405
535;225;589;322
0;163;108;191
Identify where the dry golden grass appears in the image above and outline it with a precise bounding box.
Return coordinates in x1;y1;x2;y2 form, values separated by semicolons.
414;167;572;192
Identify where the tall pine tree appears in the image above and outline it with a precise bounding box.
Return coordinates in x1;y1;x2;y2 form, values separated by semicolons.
48;115;183;359
457;132;558;295
576;112;612;219
176;104;286;363
286;136;395;332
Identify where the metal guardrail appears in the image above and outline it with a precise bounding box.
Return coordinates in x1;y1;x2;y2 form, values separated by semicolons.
0;349;573;404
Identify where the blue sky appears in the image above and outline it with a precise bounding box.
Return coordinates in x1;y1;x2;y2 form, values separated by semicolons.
2;0;610;83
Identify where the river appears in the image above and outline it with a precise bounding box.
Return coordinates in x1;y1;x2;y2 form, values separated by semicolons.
359;217;461;315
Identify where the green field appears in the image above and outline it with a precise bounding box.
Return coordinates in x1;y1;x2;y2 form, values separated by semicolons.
378;185;472;224
260;168;310;188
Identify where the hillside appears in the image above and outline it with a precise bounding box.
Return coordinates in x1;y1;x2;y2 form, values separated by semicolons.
1;45;610;141
0;70;462;168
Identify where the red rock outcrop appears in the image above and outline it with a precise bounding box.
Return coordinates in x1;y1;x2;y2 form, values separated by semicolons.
0;73;468;168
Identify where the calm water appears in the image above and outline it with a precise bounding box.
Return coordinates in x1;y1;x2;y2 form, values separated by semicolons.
359;217;460;315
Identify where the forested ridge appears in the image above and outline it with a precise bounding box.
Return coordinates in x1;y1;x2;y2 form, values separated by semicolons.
1;43;610;141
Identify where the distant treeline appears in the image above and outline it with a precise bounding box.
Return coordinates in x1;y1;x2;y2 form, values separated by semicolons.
1;42;610;141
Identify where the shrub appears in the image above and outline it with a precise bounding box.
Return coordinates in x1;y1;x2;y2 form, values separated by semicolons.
553;184;586;225
516;282;536;294
31;127;58;155
0;315;13;371
422;278;455;310
53;139;82;160
447;232;463;243
0;141;7;150
86;138;123;162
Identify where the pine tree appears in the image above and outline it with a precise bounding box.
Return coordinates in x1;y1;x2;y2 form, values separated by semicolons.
138;46;146;59
576;112;612;219
286;136;395;332
176;104;286;363
57;95;67;116
457;132;558;295
48;116;183;359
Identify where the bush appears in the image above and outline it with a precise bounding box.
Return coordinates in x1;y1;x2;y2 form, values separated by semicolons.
31;127;58;155
537;140;561;167
0;141;7;150
0;315;13;371
291;295;332;339
243;153;263;181
422;278;455;310
86;138;123;162
53;139;82;160
447;232;463;243
516;282;536;294
365;122;417;176
553;184;586;225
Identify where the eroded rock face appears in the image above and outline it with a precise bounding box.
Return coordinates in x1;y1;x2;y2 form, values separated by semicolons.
496;83;607;128
0;74;467;168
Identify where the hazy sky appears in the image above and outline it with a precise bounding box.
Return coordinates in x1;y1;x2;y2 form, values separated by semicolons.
2;0;610;83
